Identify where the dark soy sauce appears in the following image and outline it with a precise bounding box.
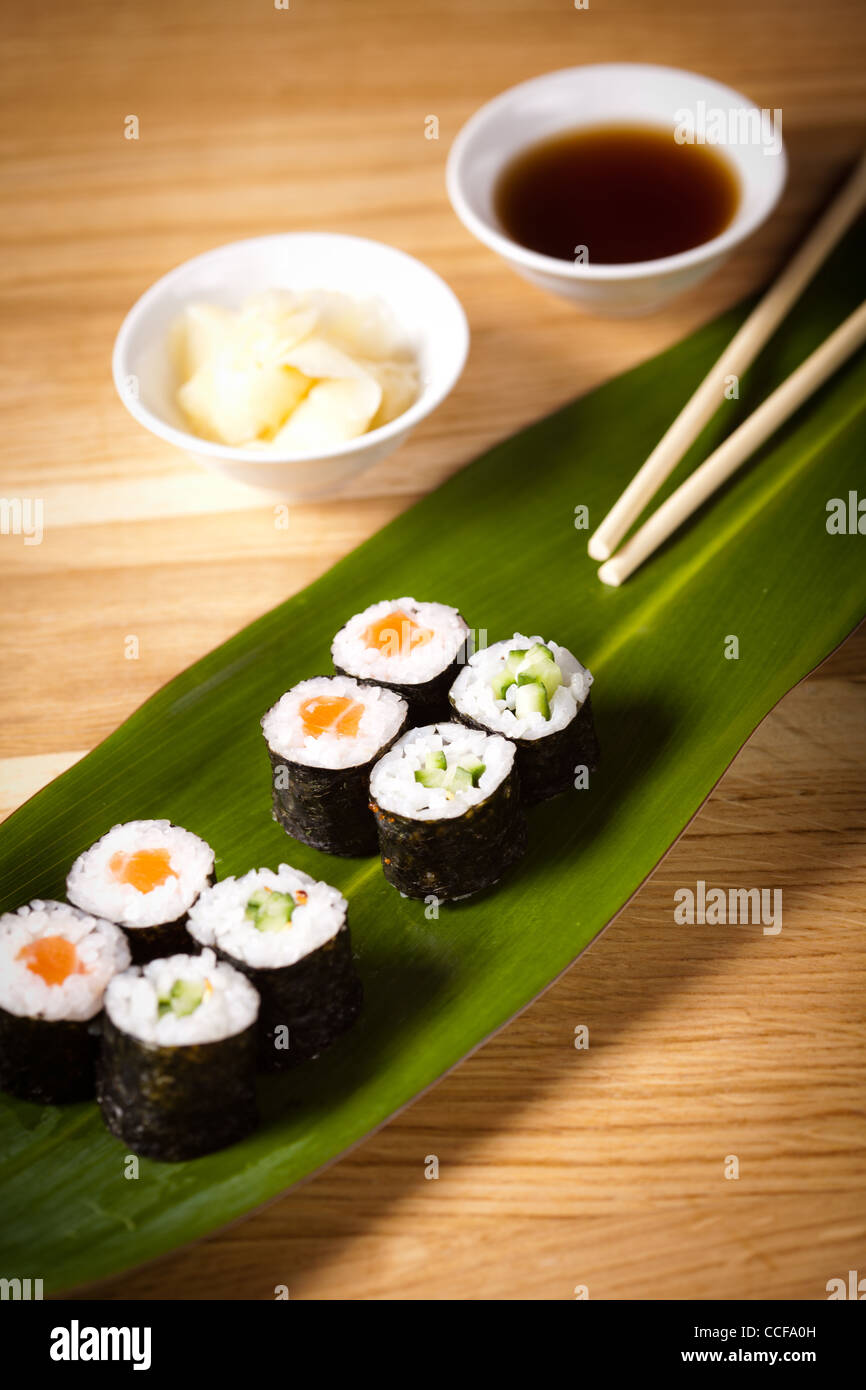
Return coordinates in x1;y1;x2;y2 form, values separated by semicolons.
494;124;740;265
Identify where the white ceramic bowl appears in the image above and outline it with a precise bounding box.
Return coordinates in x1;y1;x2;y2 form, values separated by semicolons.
112;233;469;497
446;64;787;315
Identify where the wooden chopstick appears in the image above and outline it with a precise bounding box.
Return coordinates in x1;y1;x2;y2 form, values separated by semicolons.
597;298;866;587
587;151;866;563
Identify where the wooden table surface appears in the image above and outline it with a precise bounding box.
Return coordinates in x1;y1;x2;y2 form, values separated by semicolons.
2;0;864;1300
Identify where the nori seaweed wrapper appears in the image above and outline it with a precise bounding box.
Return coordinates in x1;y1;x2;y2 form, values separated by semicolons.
116;868;215;965
97;1014;258;1162
334;647;466;726
452;693;600;805
213;921;362;1070
372;764;527;901
0;1005;99;1103
267;716;408;857
121;914;198;967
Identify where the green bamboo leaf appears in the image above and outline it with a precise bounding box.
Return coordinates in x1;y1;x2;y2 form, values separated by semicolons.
1;226;864;1293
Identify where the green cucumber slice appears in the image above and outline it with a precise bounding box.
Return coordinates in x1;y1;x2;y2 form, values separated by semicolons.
414;767;446;788
518;658;562;700
499;645;560;700
158;978;205;1018
515;677;551;720
490;669;516;701
446;766;473;794
417;753;486;792
524;642;555;663
245;888;296;932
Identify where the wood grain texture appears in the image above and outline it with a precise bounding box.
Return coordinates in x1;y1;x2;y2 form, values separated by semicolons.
1;0;864;1300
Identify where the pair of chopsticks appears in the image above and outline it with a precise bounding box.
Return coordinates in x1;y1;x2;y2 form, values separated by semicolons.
590;153;866;587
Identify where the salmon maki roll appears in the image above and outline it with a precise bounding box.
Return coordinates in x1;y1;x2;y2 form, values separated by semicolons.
331;598;469;724
262;676;408;856
0;900;130;1103
66;820;215;963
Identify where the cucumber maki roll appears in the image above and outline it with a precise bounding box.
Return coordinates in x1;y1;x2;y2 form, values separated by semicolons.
369;723;527;901
66;820;215;964
262;676;408;856
331;597;469;724
187;864;362;1069
0;900;131;1104
98;948;259;1161
449;635;599;803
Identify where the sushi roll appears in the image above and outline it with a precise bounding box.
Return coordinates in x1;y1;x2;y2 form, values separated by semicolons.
98;948;259;1161
331;597;469;724
369;723;527;901
449;635;599;804
66;820;215;964
187;864;362;1069
262;675;407;856
0;901;130;1104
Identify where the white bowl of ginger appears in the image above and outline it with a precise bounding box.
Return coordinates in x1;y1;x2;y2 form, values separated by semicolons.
112;233;469;498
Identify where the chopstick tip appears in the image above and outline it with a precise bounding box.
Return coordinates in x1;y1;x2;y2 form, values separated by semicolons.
597;560;623;587
587;534;611;561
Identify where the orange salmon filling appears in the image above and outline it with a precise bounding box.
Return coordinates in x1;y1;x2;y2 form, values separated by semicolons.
299;695;364;739
17;935;84;986
362;610;434;657
109;847;178;894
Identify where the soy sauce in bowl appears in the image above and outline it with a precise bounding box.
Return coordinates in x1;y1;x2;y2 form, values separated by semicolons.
494;124;740;265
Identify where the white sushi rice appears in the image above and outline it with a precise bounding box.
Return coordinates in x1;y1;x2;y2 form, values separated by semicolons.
0;900;131;1022
187;864;347;969
262;675;406;770
331;597;468;686
450;634;593;742
104;948;259;1045
66;820;215;929
370;723;514;821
